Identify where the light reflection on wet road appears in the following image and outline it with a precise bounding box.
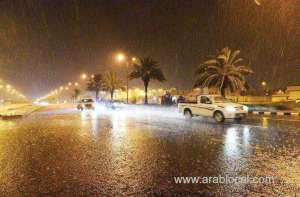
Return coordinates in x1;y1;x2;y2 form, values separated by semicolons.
0;105;299;196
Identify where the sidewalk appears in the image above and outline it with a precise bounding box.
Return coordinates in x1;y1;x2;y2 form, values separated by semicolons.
0;103;41;119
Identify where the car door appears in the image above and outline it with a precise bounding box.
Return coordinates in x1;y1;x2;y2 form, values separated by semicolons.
198;96;214;117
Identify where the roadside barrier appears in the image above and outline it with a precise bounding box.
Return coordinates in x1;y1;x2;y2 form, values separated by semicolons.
249;111;300;116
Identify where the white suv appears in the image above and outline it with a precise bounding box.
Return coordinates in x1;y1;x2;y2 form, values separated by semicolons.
77;98;95;110
178;95;248;123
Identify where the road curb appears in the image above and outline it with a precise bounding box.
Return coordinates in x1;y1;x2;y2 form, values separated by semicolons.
1;115;23;120
249;111;300;116
0;106;42;120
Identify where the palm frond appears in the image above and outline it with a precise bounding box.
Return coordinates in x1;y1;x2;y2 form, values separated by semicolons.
195;64;208;75
204;59;218;65
232;58;243;65
194;47;253;96
229;50;240;64
86;73;102;91
102;71;124;91
129;57;166;82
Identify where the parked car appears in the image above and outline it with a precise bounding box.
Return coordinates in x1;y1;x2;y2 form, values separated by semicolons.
77;98;95;110
178;95;248;123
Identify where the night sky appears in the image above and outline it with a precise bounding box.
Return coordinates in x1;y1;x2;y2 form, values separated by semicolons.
0;0;300;98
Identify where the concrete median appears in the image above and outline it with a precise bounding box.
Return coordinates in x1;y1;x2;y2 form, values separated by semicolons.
0;103;42;119
249;110;300;116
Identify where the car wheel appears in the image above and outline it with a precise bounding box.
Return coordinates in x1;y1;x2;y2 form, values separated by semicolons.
214;111;224;123
184;109;192;119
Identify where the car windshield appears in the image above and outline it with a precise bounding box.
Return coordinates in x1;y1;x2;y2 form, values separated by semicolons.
81;99;94;103
214;97;233;103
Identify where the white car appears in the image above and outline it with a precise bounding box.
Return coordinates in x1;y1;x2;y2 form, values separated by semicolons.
77;98;95;110
178;95;248;123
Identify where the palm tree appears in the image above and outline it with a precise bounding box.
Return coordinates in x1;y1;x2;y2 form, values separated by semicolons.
129;57;166;104
73;88;81;101
86;74;102;101
102;71;125;100
194;47;253;97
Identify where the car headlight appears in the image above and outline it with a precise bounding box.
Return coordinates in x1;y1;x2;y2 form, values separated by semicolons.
225;106;236;112
243;106;249;111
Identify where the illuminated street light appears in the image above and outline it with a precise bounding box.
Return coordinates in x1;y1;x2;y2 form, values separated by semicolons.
116;53;126;62
68;82;72;86
131;57;137;62
6;84;11;89
261;81;268;101
114;52;137;103
74;82;79;86
81;73;87;80
91;74;95;79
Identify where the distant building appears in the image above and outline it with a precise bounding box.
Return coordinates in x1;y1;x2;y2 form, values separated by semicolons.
272;86;300;102
286;86;300;100
271;93;288;102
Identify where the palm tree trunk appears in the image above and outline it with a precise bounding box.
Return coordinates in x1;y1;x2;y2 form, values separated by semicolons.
96;90;99;101
144;81;149;104
221;86;226;97
110;90;114;101
220;76;226;97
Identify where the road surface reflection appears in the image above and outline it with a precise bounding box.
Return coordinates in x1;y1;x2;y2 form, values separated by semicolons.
0;105;298;195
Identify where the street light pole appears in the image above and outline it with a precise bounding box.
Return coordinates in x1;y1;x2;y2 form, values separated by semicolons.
115;53;137;104
126;61;129;104
261;81;267;102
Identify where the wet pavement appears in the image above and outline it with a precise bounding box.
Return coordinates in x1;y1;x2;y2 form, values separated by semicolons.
0;105;299;196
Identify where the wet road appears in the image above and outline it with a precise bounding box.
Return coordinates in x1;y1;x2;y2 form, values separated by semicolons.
0;105;299;196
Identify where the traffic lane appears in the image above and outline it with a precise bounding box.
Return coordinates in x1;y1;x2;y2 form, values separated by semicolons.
36;103;300;126
0;107;298;196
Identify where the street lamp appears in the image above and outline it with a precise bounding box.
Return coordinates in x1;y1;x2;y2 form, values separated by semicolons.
261;81;267;102
131;57;137;62
115;53;136;104
81;73;87;80
116;53;126;62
